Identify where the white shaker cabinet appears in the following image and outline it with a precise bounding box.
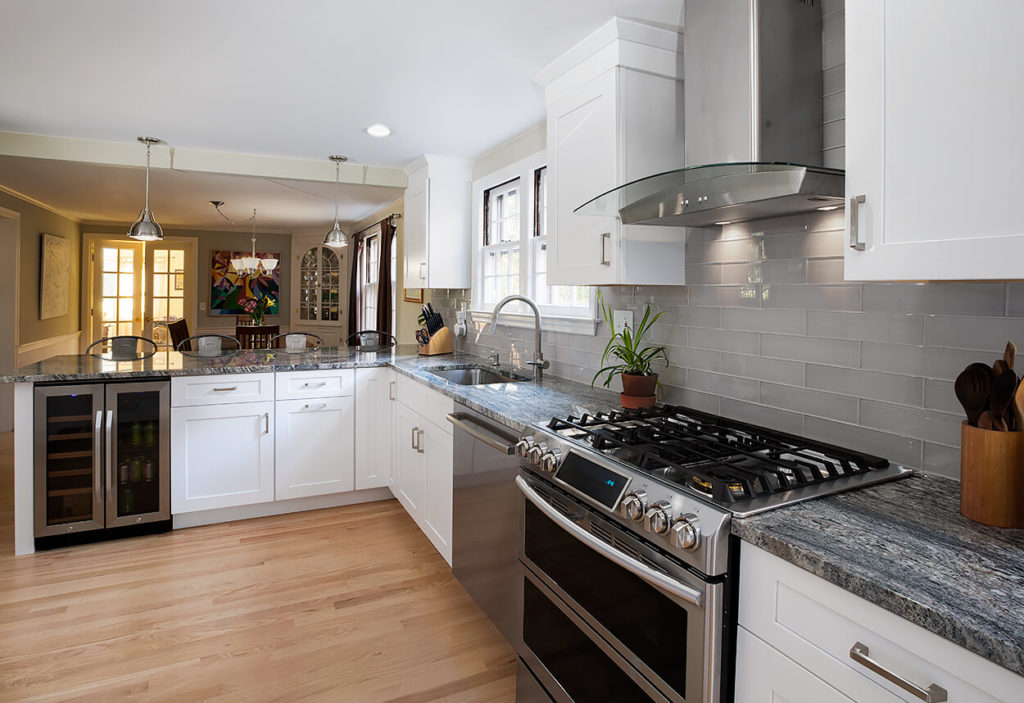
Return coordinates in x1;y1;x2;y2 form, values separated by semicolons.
274;396;354;500
394;402;425;519
536;18;686;286
171;401;275;513
420;418;453;564
355;367;396;490
402;154;472;289
845;0;1024;280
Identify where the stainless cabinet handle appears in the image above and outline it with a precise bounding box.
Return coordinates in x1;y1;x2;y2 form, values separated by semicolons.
212;386;238;392
105;410;113;520
302;403;327;411
263;413;270;434
849;642;947;702
419;262;426;280
516;476;704;607
301;381;326;388
388;380;396;401
94;411;104;519
417;429;424;454
411;426;419;450
600;232;611;266
848;194;866;251
446;412;517;454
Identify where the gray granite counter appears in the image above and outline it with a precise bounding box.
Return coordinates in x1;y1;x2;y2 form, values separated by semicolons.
732;473;1024;677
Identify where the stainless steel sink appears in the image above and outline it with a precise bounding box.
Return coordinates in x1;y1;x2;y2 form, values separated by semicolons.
429;367;525;385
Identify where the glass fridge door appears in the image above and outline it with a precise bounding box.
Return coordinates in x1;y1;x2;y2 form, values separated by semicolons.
105;381;170;527
34;385;105;537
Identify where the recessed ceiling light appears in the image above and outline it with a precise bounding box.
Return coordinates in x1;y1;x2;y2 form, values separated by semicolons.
714;221;731;226
817;205;840;211
365;123;392;138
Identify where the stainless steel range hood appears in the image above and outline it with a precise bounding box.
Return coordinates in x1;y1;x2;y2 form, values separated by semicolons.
577;0;841;228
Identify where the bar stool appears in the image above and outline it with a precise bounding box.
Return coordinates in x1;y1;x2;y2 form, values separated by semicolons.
86;336;158;360
176;334;241;357
269;332;324;352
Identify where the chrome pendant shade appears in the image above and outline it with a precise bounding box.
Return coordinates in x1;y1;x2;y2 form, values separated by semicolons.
128;137;165;241
323;155;349;248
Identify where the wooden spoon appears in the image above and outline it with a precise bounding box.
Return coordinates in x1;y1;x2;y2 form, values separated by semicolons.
989;370;1017;431
994;359;1010;377
979;411;994;430
955;365;992;426
1006;341;1017;371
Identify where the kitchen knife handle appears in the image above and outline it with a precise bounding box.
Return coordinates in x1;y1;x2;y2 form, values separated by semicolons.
848;194;866;251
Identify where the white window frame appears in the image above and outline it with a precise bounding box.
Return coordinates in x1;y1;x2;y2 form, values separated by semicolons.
471;151;597;335
361;225;381;330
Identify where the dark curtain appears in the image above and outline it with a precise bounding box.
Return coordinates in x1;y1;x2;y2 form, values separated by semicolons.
375;218;396;341
346;236;363;341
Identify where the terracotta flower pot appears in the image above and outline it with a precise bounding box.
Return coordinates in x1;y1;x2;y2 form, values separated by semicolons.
620;373;658;409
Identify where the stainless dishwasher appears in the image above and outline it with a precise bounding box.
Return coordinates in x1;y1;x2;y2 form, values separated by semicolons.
448;403;521;645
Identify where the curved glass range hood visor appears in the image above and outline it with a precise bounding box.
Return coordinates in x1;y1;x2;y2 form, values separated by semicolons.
574;162;845;228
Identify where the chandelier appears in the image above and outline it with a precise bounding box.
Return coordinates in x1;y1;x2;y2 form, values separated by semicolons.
210;202;278;275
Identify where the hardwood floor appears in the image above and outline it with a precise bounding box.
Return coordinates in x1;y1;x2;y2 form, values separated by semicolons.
0;432;516;702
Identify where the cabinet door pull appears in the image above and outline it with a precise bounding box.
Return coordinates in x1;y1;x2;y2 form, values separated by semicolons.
600;232;611;266
94;411;104;518
848;194;866;251
849;642;947;702
419;262;427;281
263;413;270;434
388;380;396;401
212;386;238;392
417;429;425;454
302;381;326;388
302;403;327;411
411;426;419;450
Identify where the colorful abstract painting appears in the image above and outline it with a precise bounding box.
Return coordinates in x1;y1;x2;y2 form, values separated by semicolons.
209;250;281;315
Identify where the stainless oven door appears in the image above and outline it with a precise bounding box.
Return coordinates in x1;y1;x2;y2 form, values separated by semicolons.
516;473;723;703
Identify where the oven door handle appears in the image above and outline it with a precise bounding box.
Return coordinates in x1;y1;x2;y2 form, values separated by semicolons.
516;475;704;608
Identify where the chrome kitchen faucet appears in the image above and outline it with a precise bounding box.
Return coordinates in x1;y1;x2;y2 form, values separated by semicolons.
487;295;549;381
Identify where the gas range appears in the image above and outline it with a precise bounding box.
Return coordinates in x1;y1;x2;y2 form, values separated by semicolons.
515;404;913;578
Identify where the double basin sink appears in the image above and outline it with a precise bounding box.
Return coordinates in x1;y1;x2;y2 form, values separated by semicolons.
428;366;528;386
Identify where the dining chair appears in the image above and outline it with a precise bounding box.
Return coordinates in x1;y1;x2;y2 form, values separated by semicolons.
236;324;279;349
166;319;191;351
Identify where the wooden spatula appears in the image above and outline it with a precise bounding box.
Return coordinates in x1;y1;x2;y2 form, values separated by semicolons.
990;370;1017;431
1006;341;1017;371
1012;376;1024;432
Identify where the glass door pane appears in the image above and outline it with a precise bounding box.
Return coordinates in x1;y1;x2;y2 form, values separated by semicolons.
145;242;194;351
34;386;103;536
109;385;167;523
92;241;143;350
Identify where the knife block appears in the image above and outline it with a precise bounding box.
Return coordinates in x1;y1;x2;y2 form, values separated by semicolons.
960;421;1024;528
417;326;454;356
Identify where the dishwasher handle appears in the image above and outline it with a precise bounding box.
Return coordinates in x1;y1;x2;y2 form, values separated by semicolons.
516;475;705;608
446;412;518;455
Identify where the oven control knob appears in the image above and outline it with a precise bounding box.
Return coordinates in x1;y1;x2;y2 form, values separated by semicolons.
620;491;647;522
645;501;672;535
515;437;535;458
527;442;548;465
540;449;561;472
671;514;701;551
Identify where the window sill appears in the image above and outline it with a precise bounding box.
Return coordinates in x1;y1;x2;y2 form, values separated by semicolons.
468;310;598;336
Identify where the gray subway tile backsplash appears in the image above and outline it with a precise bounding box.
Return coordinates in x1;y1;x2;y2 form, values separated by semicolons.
433;208;1012;480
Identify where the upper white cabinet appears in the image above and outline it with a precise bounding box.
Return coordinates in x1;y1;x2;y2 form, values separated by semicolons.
535;18;687;286
402;154;472;289
845;0;1024;280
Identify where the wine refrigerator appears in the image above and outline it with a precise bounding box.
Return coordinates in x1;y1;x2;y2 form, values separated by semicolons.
34;381;170;543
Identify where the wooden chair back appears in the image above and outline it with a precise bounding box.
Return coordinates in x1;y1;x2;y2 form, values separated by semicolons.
235;324;279;349
166;319;191;352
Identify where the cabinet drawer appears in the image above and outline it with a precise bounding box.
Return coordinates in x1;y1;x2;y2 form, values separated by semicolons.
171;373;274;407
275;369;353;400
739;543;1022;702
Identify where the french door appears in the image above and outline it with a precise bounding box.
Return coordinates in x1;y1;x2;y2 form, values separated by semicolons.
90;238;195;351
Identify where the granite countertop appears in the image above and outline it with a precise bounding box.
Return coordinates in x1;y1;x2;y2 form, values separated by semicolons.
7;346;1024;675
0;345;623;433
733;473;1024;677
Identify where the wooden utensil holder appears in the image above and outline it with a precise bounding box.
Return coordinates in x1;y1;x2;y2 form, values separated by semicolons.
960;421;1024;528
417;326;454;356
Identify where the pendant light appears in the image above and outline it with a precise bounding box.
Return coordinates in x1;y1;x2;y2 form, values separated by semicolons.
226;208;277;276
323;154;349;248
128;137;165;241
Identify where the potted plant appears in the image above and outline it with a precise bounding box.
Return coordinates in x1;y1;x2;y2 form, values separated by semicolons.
592;292;668;409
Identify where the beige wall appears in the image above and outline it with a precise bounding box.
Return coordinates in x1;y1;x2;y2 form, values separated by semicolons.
81;223;292;332
471;122;546;181
0;190;82;346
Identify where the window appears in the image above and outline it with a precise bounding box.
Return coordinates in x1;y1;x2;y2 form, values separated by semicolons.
362;233;380;328
473;157;593;322
299;245;340;321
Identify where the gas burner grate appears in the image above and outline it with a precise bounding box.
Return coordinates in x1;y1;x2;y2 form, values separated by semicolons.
547;405;888;503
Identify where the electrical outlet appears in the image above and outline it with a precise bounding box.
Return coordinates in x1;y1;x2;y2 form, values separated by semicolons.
613;310;633;330
456;310;467;323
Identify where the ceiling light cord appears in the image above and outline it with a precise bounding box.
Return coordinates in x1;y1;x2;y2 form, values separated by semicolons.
144;142;151;212
212;201;256;227
334;161;340;223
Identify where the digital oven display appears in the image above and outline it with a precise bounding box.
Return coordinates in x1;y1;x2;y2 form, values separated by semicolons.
554;453;630;509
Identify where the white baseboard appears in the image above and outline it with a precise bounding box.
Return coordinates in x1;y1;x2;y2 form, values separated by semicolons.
171;487;393;529
16;331;82;366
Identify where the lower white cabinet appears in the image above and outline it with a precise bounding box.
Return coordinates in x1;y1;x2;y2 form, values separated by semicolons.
738;543;1024;703
354;368;396;489
274;396;354;500
171;401;275;513
392;384;454;565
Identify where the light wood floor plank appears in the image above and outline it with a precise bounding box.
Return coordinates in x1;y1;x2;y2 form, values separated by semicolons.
0;432;515;702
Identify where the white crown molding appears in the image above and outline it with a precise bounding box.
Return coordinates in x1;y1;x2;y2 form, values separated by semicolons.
0;183;81;222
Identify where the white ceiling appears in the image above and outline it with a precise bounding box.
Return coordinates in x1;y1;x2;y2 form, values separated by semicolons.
0;155;404;232
0;0;684;167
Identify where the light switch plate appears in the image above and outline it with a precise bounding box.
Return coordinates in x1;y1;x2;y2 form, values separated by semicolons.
456;310;467;323
613;310;633;330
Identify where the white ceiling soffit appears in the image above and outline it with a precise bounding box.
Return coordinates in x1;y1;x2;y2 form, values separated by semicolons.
0;0;685;167
0;155;404;232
